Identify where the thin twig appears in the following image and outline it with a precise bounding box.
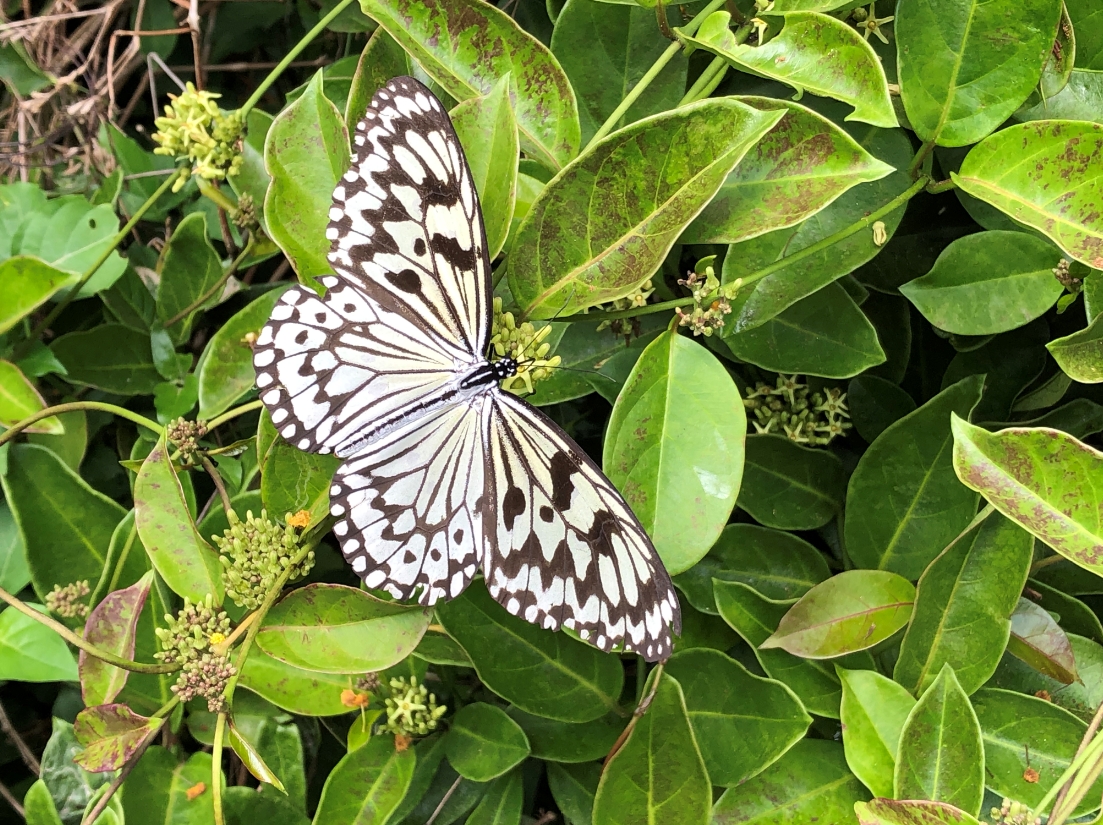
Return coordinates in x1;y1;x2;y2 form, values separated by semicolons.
426;775;463;825
201;455;234;515
0;696;40;775
162;237;253;328
0;777;23;818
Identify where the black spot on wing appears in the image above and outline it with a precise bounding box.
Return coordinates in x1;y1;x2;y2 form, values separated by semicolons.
549;451;577;510
502;486;526;531
386;269;422;294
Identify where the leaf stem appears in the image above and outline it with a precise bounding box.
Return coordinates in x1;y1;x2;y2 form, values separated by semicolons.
679;56;728;106
238;0;356;120
0;585;179;674
201;455;234;515
212;712;226;825
925;177;956;194
908;139;935;179
205;399;264;432
0;401;162;449
15;168;185;359
587;0;728;148
557;175;930;325
162;236;255;329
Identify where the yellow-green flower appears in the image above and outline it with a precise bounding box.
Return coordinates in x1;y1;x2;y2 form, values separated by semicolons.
490;297;562;395
152;82;244;192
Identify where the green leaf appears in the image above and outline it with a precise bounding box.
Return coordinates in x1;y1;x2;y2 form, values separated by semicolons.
360;0;579;170
79;572;154;707
1006;596;1078;684
41;718;111;822
121;747;220;823
1048;312;1103;384
725;281;885;379
737;435;846;531
0;359;61;434
548;762;599;825
712;739;870;824
603;330;746;574
592;672;710;825
550;0;687;146
895;665;984;816
0;41;50;96
198;287;289;418
1067;0;1103;69
1;443;124;602
0;257;73;335
133;433;223;602
50;325;161;396
989;633;1103;723
264;69;348;287
260;437;340;529
116;572;174;717
666;648;811;787
238;649;354;716
952;121;1103;269
855;800;983;825
255;583;430;674
673;523;830;615
951;417;1103;578
0;604;78;681
838;667;916;799
973;688;1103;816
509;99;783;318
225;721;286;793
686;12;896;128
436;583;623;722
15;199;127;297
467;770;523;825
223;787;310;825
24;780;64;825
896;0;1061;146
900;232;1065;335
845;376;984;579
685;97;894;245
446;703;530;781
894;515;1033;696
849;375;917;444
505;707;622;763
156;212;225;344
714;579;874;718
762;570;915;658
73;704;162;772
0;503;31;595
1029;578;1103;645
941;325;1047;422
450;75;518;260
345;30;411;128
313;736;415;825
27;409;87;471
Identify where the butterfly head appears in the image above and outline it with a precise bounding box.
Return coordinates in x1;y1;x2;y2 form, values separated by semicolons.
490;357;518;380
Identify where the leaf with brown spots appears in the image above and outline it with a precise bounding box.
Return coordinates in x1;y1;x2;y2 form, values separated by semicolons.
79;571;154;707
855;799;983;825
73;703;163;772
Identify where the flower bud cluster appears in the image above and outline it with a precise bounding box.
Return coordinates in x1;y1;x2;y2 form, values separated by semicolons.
990;798;1040;825
380;676;447;737
214;510;314;610
152;83;244;192
744;374;852;446
595;279;655;338
46;580;90;619
675;263;731;337
154;594;235;712
167;418;207;459
490;297;561;396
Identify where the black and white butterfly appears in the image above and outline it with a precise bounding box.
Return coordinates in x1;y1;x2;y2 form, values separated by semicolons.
253;77;680;661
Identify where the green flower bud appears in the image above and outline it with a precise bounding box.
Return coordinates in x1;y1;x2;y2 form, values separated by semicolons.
214;510;314;609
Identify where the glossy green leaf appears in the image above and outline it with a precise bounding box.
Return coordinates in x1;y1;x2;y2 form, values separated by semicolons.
264;70;348;286
121;748;220;823
989;633;1103;723
446;703;530;781
223;788;309;825
725;281;886;379
952;121;1103;269
714;579;874;718
314;735;415;824
360;0;579;170
592;673;710;825
951;417;1103;577
895;515;1032;696
673;523;829;615
900;232;1065;335
762;570;915;658
686;97;894;244
686;12;895;128
509;99;782;318
238;649;353;717
896;0;1061;146
712;739;869;824
548;762;599;825
50;324;160;395
1006;596;1078;684
467;770;523;825
973;688;1103;816
846;376;984;579
737;435;846;531
24;779;64;825
157;212;224;343
1067;0;1102;69
941;325;1048;422
260;437;340;529
450;75;518;259
505;708;622;764
856;800;983;825
198;287;288;418
551;0;687;146
0;604;78;682
134;433;223;603
412;630;472;667
1;443;124;602
0;257;73;335
1048;312;1103;383
0;359;61;434
226;721;286;793
604;330;745;574
436;583;623;722
0;503;30;595
257;583;430;674
667;648;811;786
79;572;154;707
73;704;162;772
838;667;916;798
849;375;917;443
1029;579;1103;645
15;198;126;297
345;30;411;128
27;409;87;471
40;718;111;822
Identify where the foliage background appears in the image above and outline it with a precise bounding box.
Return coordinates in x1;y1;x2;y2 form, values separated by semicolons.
0;0;1102;823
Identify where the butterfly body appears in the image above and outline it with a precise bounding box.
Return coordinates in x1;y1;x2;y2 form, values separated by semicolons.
254;76;680;661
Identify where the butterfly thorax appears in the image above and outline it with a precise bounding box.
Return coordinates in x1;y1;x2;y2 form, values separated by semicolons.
458;357;517;391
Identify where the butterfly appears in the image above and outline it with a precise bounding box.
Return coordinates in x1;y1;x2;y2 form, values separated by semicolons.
252;76;680;661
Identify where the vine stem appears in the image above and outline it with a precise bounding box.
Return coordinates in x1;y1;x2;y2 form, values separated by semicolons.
908;139;935;179
587;0;728;148
201;455;234;515
0;401;162;449
239;0;356;120
212;712;227;825
555;175;930;325
0;585;179;674
14;168;185;360
162;237;255;328
205;399;263;432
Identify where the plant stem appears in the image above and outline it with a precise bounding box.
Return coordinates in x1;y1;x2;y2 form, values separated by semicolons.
15;168;185;359
679;56;727;106
925;177;956;194
162;237;255;328
212;712;227;825
0;401;162;449
238;0;356;120
201;455;234;514
908;139;935;179
587;0;728;148
196;178;239;214
1050;699;1103;822
0;585;179;674
205;399;264;432
1036;724;1103;820
557;175;930;325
